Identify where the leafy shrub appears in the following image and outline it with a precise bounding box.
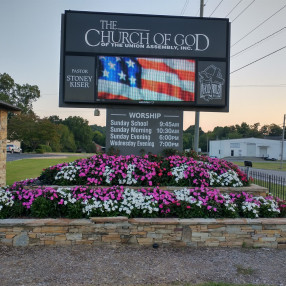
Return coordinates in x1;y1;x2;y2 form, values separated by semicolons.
36;144;52;153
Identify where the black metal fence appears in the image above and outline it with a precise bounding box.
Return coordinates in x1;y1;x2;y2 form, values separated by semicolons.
241;167;286;200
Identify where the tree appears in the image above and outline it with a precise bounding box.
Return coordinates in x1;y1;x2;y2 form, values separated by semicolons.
183;125;204;150
268;124;282;137
93;130;106;146
52;124;76;152
62;116;94;152
48;115;63;125
8;114;63;152
0;73;40;114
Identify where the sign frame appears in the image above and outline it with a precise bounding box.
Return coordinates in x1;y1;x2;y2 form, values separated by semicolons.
59;10;231;112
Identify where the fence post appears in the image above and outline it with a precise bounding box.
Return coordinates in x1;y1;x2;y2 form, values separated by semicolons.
268;174;272;194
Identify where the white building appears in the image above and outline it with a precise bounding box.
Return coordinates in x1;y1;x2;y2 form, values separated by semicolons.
209;137;286;160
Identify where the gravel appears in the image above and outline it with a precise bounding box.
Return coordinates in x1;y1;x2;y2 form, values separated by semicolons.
0;245;286;286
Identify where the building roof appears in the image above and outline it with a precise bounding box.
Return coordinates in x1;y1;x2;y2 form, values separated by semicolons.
0;100;21;112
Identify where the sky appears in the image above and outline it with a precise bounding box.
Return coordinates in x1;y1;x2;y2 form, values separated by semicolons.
1;0;286;131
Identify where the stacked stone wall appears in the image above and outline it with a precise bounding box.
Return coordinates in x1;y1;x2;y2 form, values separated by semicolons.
1;217;286;248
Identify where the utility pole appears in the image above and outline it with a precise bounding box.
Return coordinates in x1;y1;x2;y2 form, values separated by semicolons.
194;0;204;153
280;114;285;169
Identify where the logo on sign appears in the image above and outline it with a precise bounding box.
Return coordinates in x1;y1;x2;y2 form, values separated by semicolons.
199;65;225;102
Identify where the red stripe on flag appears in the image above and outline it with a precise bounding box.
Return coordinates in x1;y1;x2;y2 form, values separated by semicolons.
141;79;195;101
97;92;130;100
137;59;195;81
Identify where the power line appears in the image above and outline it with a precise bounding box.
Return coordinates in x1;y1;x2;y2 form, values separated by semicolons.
225;0;243;17
209;0;224;17
231;26;286;57
232;3;286;47
231;84;286;87
231;45;286;74
181;0;190;15
232;0;255;22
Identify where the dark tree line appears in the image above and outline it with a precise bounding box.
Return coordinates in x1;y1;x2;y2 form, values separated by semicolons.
8;114;105;153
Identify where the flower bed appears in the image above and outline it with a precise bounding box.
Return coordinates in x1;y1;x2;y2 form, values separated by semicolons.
1;185;286;219
37;154;248;188
1;154;285;220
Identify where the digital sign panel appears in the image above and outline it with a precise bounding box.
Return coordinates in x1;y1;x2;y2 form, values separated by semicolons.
59;11;230;111
97;56;195;103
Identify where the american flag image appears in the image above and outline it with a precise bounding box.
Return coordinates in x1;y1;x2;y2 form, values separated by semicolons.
97;56;195;102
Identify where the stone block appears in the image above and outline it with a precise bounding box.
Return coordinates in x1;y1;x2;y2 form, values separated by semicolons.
182;226;191;242
147;232;162;239
5;234;16;239
66;233;82;241
102;235;121;242
142;227;155;232
29;237;41;245
225;226;242;234
1;238;13;246
207;224;224;229
137;237;153;245
54;235;67;241
155;229;172;234
205;241;220;247
90;216;128;223
259;237;276;242
44;240;56;245
32;227;42;233
12;227;24;232
192;232;209;238
75;240;93;245
130;231;146;235
13;232;29;247
41;226;67;233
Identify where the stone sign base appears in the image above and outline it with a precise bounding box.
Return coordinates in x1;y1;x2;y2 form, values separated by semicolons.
1;217;285;248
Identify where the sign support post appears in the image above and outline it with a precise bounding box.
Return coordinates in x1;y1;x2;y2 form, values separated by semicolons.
194;0;204;153
280;114;285;169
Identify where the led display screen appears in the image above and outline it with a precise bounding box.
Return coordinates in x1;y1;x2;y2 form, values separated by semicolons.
97;56;195;102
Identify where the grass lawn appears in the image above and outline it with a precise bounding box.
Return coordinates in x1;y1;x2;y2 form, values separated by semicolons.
232;161;286;171
6;156;88;186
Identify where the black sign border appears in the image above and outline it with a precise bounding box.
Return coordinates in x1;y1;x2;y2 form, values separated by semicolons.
59;11;230;112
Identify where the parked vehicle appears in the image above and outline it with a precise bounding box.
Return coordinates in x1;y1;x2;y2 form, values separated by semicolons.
6;144;22;154
264;156;277;161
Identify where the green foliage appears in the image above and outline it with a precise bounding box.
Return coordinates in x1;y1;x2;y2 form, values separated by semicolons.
184;149;199;160
0;72;40;114
90;124;106;134
30;197;60;218
62;116;94;152
161;148;180;157
1;201;28;219
107;146;120;155
8;114;59;152
93;130;106;146
62;200;86;218
36;144;52;153
54;124;76;152
38;167;59;185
